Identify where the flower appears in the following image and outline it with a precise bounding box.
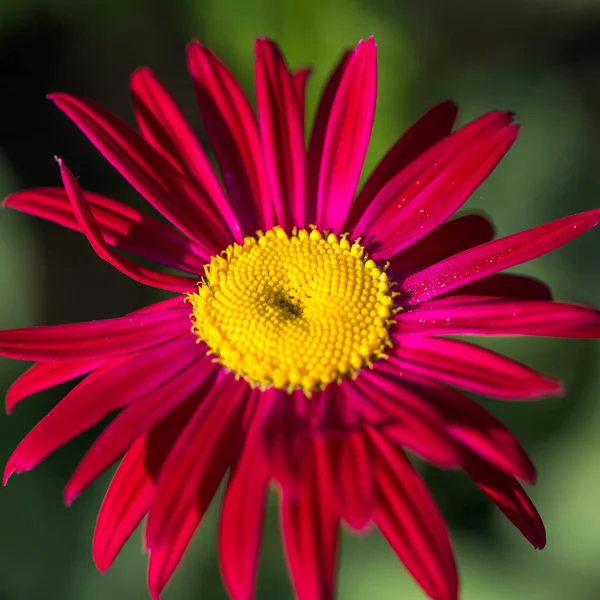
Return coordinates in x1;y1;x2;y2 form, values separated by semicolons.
1;36;599;600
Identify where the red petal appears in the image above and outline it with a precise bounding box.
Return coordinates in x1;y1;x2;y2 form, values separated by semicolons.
402;209;600;304
219;390;269;600
360;125;518;260
390;336;562;400
63;351;216;502
387;212;495;277
50;93;230;253
395;297;600;336
187;41;271;232
464;452;546;549
371;431;458;600
0;300;188;362
315;38;377;232
255;39;306;229
280;437;340;600
4;187;207;274
130;68;242;243
346;100;459;229
59;161;196;292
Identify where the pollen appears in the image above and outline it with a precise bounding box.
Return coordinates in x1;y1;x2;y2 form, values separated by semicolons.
188;226;396;394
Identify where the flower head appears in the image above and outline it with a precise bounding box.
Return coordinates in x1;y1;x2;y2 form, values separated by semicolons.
2;36;600;600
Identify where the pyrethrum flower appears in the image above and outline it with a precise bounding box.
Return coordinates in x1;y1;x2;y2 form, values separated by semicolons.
1;36;599;600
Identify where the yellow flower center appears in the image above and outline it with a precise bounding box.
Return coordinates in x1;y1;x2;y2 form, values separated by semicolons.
188;227;395;394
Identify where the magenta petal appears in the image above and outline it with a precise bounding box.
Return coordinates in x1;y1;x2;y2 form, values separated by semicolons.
464;452;546;549
402;208;600;304
59;161;196;292
0;302;188;362
145;375;246;551
63;349;215;503
5;359;102;414
130;67;242;243
371;431;458;600
50;93;230;253
395;297;600;336
255;39;306;229
219;390;269;600
450;273;552;300
306;50;352;226
346;100;459;230
391;336;562;400
293;67;311;136
4;187;207;274
360;125;518;260
315;38;377;232
187;41;271;232
280;438;340;600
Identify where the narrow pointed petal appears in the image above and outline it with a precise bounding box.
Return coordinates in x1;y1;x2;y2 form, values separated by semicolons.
63;352;216;503
293;67;311;135
395;297;600;336
371;432;458;600
464;452;546;549
360;125;518;260
187;41;271;231
130;67;242;242
387;213;495;277
450;273;552;300
346;100;459;229
280;438;340;600
391;336;562;399
59;162;196;292
315;38;377;232
0;302;188;362
373;365;536;482
50;94;231;253
306;50;351;226
145;375;246;550
6;359;101;413
402;209;600;304
4;187;207;274
219;390;269;600
4;337;203;486
255;39;306;229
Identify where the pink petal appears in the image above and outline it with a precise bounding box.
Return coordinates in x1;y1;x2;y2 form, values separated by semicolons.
463;452;546;549
352;110;514;252
449;273;552;300
315;38;377;232
145;375;247;553
371;431;458;600
346;100;459;229
255;39;306;229
280;437;340;600
50;93;231;253
402;208;600;304
59;161;196;292
350;375;460;468
94;391;202;572
0;301;188;362
4;187;207;274
5;359;102;414
395;297;600;336
387;213;495;277
360;125;518;261
293;67;311;136
219;390;269;600
187;41;271;232
4;337;203;486
63;350;216;502
390;336;562;399
130;67;243;243
372;365;536;482
306;50;352;226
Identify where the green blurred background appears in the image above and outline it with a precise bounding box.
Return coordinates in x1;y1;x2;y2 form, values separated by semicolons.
1;0;600;598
